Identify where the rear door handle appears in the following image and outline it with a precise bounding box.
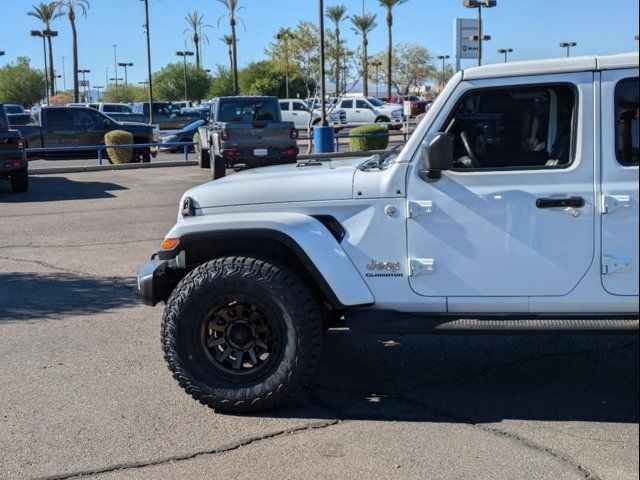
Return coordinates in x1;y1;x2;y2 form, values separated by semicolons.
536;196;585;209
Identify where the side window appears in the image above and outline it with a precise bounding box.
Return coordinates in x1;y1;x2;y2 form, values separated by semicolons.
73;109;102;129
342;100;353;109
615;77;639;166
292;102;308;112
102;105;116;113
443;84;576;170
46;109;74;127
356;100;369;109
279;102;290;111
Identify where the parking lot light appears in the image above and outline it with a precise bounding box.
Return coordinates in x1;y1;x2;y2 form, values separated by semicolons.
30;30;59;105
498;48;513;62
437;55;450;86
463;0;497;66
176;51;194;101
559;42;577;57
118;62;134;86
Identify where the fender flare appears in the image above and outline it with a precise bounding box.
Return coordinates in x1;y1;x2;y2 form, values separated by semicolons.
163;212;375;308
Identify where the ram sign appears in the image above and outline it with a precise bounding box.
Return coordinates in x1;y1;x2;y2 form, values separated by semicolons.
454;18;481;69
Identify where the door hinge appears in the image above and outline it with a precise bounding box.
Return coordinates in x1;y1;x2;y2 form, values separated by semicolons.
409;258;437;276
601;195;631;214
602;256;633;275
408;201;434;219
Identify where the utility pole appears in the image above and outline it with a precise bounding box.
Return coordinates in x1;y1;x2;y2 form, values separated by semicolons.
176;51;194;101
142;0;154;125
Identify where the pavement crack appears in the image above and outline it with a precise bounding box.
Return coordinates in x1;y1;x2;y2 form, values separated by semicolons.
37;419;342;480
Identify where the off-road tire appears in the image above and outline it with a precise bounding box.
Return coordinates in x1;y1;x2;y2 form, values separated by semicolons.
211;155;226;180
10;167;29;193
134;148;151;163
161;256;323;413
198;146;211;169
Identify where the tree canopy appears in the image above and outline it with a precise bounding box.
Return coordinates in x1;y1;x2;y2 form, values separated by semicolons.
369;43;436;95
0;57;46;107
153;63;213;101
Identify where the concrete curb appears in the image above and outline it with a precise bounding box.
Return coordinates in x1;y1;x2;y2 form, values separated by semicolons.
29;161;198;175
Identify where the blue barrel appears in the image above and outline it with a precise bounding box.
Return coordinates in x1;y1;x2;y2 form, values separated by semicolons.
313;125;335;154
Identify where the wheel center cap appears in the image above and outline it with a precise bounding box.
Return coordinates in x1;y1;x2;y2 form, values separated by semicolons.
228;323;253;349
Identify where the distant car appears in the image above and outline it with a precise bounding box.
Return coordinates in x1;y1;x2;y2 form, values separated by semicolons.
279;99;346;131
4;104;32;126
0;104;28;192
85;102;146;124
334;97;404;129
388;95;428;116
132;102;203;130
159;119;205;153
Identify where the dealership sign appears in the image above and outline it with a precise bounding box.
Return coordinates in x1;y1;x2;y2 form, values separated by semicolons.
454;18;481;69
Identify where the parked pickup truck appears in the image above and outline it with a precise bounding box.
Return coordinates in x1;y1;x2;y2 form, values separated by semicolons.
388;95;428;117
132;102;204;130
138;52;639;414
88;103;146;124
279;98;346;131
0;104;28;192
15;107;158;162
196;96;299;179
4;104;33;126
334;97;404;129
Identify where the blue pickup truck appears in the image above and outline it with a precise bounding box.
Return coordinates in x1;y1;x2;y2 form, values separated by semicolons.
0;104;28;192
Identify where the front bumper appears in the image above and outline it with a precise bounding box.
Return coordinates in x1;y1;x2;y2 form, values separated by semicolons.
137;259;170;306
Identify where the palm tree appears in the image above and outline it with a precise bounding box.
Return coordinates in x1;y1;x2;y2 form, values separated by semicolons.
220;34;234;73
350;13;377;97
28;2;62;97
326;4;347;96
275;27;295;98
184;11;211;69
217;0;245;96
53;0;89;103
379;0;409;99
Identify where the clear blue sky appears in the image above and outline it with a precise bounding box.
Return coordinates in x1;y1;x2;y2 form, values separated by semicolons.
2;0;639;88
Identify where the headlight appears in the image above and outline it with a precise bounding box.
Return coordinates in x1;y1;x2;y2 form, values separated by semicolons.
329;113;339;121
391;110;403;118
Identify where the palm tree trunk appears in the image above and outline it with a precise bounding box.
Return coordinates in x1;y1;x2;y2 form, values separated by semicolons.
362;38;369;97
335;30;341;96
386;18;392;99
231;21;239;95
228;46;233;73
47;36;56;97
71;18;79;103
195;39;200;69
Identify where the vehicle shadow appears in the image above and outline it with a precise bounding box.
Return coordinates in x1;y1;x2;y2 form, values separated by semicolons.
0;176;127;202
0;272;136;322
267;330;639;425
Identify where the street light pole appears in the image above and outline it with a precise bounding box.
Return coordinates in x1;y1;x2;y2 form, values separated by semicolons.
277;30;295;99
370;59;382;98
463;0;496;66
437;55;450;87
78;69;90;102
498;48;512;62
141;0;155;125
94;85;104;101
318;0;327;126
62;56;66;91
118;62;134;86
30;30;57;105
113;44;118;88
176;51;194;101
559;42;577;57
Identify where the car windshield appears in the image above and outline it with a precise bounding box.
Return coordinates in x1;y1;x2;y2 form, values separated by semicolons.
367;98;384;107
218;99;279;122
4;105;23;114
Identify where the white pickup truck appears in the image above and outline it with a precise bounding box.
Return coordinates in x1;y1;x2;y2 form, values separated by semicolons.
279;99;346;131
138;53;639;413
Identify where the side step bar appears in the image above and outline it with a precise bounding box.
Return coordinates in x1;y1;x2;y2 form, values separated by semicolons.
347;311;640;336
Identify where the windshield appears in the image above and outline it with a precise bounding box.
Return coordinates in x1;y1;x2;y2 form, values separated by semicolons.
218;99;279;122
4;105;23;114
367;98;384;107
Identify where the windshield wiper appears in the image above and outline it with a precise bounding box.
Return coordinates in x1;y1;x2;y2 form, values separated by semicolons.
360;143;405;170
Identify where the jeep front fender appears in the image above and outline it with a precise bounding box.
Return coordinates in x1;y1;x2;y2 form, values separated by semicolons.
164;212;375;308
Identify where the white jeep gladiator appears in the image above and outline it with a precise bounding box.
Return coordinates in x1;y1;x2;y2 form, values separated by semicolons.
138;53;639;413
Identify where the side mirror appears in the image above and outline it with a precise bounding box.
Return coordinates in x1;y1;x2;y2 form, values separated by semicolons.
419;133;454;181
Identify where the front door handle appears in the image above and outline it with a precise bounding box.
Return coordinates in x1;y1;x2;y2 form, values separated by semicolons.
536;196;585;209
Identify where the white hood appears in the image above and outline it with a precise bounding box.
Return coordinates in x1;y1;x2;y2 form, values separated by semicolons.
184;158;368;210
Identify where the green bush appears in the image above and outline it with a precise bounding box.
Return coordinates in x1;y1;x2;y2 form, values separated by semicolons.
104;130;134;164
349;124;389;152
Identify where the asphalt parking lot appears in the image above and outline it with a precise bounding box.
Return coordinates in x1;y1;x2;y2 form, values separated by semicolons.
0;166;638;480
